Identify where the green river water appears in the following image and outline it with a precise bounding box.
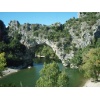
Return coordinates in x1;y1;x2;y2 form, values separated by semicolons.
0;59;87;87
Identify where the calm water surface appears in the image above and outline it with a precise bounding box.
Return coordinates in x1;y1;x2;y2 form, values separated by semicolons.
0;62;87;87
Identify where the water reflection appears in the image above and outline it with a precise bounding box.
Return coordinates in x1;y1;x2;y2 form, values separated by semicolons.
0;58;87;87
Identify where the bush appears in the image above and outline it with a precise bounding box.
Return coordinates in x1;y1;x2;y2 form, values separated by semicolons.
0;52;6;76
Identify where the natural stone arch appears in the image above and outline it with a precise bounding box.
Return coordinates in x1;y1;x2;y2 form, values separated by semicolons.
8;20;74;67
20;35;64;67
6;13;100;68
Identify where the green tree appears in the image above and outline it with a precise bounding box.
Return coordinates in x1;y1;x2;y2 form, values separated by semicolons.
0;52;6;76
95;38;100;48
81;48;100;81
57;71;69;87
36;62;59;86
36;62;69;87
70;49;83;66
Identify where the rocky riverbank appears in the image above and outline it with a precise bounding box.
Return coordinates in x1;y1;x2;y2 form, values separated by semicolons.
0;68;19;78
83;78;100;87
0;65;32;78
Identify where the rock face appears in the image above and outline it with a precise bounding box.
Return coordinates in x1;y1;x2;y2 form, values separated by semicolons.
78;12;100;18
7;12;100;67
0;20;6;41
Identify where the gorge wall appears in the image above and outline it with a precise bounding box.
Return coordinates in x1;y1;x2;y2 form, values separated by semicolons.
7;12;100;67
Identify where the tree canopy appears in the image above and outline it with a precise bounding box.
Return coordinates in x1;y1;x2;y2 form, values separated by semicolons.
0;52;6;76
36;62;69;87
81;48;100;81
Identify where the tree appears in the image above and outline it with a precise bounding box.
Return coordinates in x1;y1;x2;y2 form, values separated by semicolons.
95;38;100;48
57;71;69;87
36;62;59;86
0;52;6;76
70;49;83;66
36;62;69;87
81;48;100;81
0;20;6;42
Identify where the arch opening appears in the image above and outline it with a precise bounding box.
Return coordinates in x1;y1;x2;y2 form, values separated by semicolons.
33;43;61;64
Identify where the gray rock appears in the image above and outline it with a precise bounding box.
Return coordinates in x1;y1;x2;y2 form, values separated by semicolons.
7;12;100;67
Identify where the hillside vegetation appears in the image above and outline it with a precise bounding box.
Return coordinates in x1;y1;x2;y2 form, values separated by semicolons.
0;12;100;85
0;12;100;69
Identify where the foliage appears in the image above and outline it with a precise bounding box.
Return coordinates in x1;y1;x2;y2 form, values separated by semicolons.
57;71;69;86
0;12;100;68
80;48;100;81
95;38;100;48
36;62;69;87
70;49;83;66
0;52;6;75
0;42;8;52
0;31;26;67
36;62;60;86
70;45;91;67
6;34;26;66
35;44;58;59
0;20;5;30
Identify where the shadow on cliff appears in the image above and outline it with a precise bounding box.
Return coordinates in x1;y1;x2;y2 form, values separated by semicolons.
94;26;100;43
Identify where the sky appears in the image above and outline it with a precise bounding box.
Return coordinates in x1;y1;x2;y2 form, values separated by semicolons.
0;12;78;26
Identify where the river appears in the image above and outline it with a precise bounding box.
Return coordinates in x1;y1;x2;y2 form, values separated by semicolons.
0;58;87;87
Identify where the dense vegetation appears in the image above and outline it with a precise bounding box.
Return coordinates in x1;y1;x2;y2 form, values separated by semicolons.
36;62;69;87
70;38;100;81
0;52;6;76
32;22;72;54
36;39;100;86
0;36;26;67
35;44;58;59
31;12;100;54
81;47;100;81
0;20;26;67
0;12;100;86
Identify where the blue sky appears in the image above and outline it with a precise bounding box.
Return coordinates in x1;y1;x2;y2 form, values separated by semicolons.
0;12;78;26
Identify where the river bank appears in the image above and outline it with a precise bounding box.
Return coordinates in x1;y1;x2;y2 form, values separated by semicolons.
2;67;99;87
0;65;33;79
83;78;100;87
0;68;19;78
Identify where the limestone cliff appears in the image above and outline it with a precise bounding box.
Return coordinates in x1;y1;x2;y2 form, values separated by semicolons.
7;12;100;67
